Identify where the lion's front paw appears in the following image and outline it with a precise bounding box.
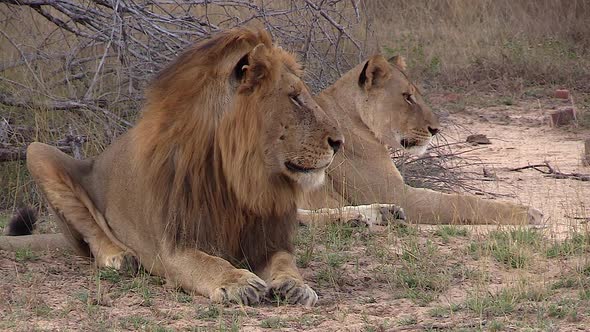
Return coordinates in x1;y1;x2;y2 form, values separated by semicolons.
268;275;318;307
119;253;141;276
102;251;140;276
210;269;267;306
527;207;544;226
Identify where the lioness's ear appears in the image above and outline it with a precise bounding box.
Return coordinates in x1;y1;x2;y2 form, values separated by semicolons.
358;55;391;90
237;43;272;94
388;55;407;71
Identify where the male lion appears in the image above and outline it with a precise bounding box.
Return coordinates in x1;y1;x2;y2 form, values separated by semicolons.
300;55;543;226
16;28;347;306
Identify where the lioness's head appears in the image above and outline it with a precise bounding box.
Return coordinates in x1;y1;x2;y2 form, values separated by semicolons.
221;43;344;192
356;55;439;155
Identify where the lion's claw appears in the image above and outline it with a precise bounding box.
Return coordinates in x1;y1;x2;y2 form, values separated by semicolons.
117;253;140;276
210;269;267;306
268;276;318;307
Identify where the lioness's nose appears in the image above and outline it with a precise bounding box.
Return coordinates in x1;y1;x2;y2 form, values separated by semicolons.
328;136;343;153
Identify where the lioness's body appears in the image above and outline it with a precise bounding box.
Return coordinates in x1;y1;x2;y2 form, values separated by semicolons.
23;28;346;306
302;55;541;225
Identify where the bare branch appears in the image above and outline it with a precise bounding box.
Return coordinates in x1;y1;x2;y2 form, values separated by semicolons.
0;143;73;162
0;92;132;127
510;162;590;181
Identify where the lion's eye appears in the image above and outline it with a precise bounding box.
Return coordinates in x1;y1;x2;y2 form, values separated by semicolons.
290;94;303;108
403;93;415;105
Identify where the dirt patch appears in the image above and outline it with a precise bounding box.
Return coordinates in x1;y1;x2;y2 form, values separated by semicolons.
441;93;590;239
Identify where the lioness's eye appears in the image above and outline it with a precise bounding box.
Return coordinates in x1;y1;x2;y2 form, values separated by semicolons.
290;94;303;108
403;93;415;105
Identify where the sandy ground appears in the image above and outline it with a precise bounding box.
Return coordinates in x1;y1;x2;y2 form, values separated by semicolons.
1;92;590;331
438;92;590;238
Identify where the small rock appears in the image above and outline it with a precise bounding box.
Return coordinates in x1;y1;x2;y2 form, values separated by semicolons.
549;107;577;127
554;89;570;99
466;134;491;145
483;167;497;179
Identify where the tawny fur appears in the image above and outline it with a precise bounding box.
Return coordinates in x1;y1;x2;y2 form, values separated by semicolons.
9;27;341;306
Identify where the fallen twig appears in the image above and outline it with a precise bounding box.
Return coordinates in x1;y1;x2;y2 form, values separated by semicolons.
510;162;590;181
0;92;132;128
565;215;590;222
510;163;554;174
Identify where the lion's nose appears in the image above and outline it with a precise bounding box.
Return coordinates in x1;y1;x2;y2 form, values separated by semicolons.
328;136;343;153
428;126;439;136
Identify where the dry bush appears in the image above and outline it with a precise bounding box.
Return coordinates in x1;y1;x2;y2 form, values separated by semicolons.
0;0;366;134
0;0;367;208
393;139;489;195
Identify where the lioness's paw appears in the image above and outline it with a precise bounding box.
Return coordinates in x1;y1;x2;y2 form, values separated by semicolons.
359;203;406;226
527;207;544;226
378;204;406;224
268;276;318;307
210;269;267;306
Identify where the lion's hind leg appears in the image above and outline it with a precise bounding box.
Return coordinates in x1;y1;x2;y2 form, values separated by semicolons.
26;143;136;271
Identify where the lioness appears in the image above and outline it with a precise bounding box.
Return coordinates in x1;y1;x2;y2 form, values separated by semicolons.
301;55;542;225
19;28;348;306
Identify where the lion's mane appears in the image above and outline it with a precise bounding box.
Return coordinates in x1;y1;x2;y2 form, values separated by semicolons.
132;28;301;269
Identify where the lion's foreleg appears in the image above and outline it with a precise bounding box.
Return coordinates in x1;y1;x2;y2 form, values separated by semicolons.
256;251;317;306
163;249;266;305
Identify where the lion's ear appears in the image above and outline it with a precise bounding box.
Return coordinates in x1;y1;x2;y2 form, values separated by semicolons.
388;55;407;71
358;55;391;90
237;43;272;94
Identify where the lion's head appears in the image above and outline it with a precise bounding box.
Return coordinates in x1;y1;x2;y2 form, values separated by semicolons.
356;55;439;155
218;43;344;196
134;28;342;244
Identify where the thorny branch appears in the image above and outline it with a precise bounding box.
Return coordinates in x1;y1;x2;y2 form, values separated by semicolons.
0;0;366;142
393;134;509;196
0;0;365;92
